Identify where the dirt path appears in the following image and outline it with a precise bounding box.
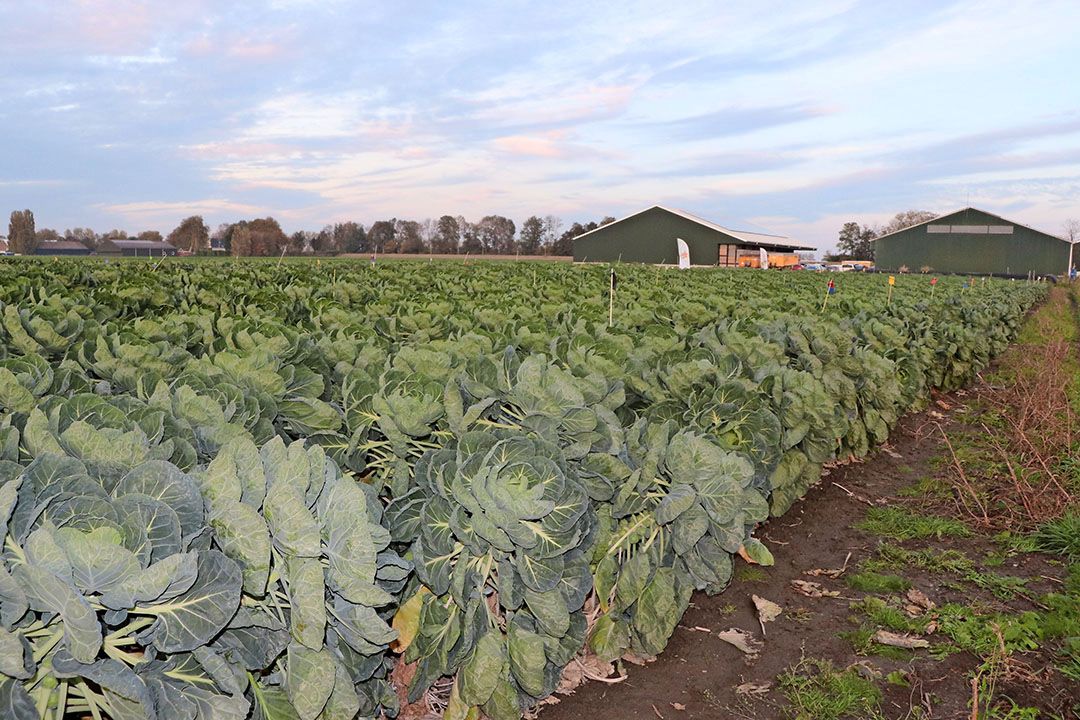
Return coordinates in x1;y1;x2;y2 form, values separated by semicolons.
543;290;1080;720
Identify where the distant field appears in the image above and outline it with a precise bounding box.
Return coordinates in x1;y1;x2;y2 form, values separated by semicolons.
339;252;573;262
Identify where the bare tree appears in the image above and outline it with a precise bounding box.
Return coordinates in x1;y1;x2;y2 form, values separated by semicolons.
1063;219;1080;244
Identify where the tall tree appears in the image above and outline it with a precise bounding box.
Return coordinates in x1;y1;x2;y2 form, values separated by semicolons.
231;225;253;257
35;228;60;243
518;216;544;255
432;215;460;253
248;217;288;256
881;210;938;236
64;227;99;250
834;221;877;260
1062;219;1079;244
395;219;425;253
541;216;562;254
311;225;335;254
228;218;288;256
137;230;163;243
8;210;36;255
101;229;128;243
332;221;366;253
167;216;210;253
213;223;231;253
478;215;516;254
287;231;309;255
552;222;586;256
368;220;396;253
460;219;482;254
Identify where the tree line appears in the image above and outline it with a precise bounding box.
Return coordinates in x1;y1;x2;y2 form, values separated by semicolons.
826;210;939;261
6;209;617;257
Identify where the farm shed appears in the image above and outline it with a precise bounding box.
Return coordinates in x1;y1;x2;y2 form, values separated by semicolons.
98;238;179;257
873;207;1069;277
33;240;91;256
572;205;814;266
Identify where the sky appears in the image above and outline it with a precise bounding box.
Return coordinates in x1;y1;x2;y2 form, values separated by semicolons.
1;0;1079;252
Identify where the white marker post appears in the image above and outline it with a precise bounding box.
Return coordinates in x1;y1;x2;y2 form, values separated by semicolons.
608;267;616;328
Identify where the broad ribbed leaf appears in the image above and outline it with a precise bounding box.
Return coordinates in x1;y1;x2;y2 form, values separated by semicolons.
459;630;506;706
285;643;335;720
144;550;242;652
264;482;320;558
285;556;324;649
13;564;101;663
113;493;183;564
100;552;199;611
114;460;204;538
210;501;271;596
0;677;35;720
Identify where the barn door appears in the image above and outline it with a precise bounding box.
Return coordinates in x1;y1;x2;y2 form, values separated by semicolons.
718;244;737;266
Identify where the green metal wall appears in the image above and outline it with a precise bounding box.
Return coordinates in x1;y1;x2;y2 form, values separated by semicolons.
573;207;735;265
875;208;1068;276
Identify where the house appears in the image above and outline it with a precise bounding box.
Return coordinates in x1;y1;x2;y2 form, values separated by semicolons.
572;205;814;266
33;240;92;256
873;207;1069;277
97;238;179;257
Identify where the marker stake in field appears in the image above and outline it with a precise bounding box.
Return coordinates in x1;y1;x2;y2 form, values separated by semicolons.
930;276;938;298
608;267;617;327
276;246;287;267
887;275;895;305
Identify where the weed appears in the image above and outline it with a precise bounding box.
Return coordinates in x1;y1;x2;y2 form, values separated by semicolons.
718;603;738;617
884;669;910;687
852;596;929;634
778;658;884;720
992;530;1038;555
857;506;971;541
736;566;768;583
840;628;913;661
1033;513;1080;560
790;606;813;623
846;571;911;594
897;476;952;499
870;544;1028;600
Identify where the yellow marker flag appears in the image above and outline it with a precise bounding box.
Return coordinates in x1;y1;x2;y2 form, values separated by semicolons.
888;275;895;286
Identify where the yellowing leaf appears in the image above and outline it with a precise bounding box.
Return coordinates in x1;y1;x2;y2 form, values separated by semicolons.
390;587;429;653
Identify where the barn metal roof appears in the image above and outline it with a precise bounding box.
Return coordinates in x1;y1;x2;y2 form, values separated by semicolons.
574;205;815;250
872;207;1065;243
109;239;178;250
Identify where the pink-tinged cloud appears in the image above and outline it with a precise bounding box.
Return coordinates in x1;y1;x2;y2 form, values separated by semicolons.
492;132;571;158
98;199;267;227
183;141;303;160
226;39;288;61
464;82;639;128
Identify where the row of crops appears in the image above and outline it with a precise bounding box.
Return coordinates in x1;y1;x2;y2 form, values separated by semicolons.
0;258;1046;720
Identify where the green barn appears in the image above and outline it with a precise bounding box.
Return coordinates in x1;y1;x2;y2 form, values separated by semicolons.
572;205;813;266
873;207;1069;277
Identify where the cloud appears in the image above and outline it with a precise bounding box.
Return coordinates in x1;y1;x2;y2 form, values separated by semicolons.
98;199;267;228
640;104;831;141
86;50;174;67
490;131;610;160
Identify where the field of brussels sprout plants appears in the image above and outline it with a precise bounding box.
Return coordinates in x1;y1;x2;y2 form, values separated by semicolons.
0;258;1047;720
